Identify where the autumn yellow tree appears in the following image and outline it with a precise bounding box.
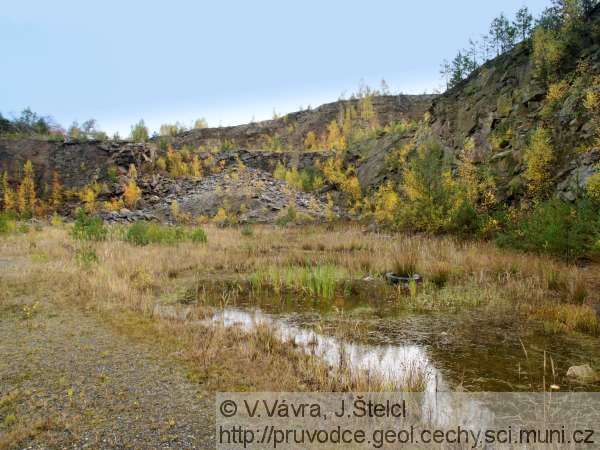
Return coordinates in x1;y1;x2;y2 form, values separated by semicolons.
191;155;203;177
1;171;15;211
457;137;497;212
166;145;186;177
583;77;600;147
458;137;479;203
103;197;124;212
17;160;36;216
398;138;475;233
342;173;361;203
585;83;600;204
50;171;62;209
156;156;167;172
194;118;208;129
179;161;190;177
170;199;180;220
123;176;141;208
524;127;555;200
322;157;346;186
372;181;400;224
322;157;361;210
359;95;379;130
80;187;97;213
116;163;141;208
342;103;357;140
325;120;346;150
531;27;564;83
304;131;318;150
212;207;228;223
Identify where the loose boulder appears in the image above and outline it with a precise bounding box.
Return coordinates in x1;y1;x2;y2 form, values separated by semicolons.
566;364;600;383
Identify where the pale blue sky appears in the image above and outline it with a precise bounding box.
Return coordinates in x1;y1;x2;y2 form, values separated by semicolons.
1;0;549;136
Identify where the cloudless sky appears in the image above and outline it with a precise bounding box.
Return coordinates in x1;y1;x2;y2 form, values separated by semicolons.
1;0;550;136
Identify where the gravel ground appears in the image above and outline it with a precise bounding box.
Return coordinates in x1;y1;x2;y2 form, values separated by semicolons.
0;299;215;449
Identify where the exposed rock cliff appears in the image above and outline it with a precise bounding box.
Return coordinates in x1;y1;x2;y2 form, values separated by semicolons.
427;9;600;202
347;9;600;202
0;95;433;192
0;139;155;189
165;95;435;150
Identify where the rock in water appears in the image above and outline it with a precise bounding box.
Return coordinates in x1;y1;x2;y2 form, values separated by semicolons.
566;364;600;383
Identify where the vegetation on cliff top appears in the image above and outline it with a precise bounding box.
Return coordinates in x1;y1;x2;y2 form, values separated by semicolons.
441;0;600;89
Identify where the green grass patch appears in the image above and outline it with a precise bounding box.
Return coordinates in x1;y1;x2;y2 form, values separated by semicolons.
189;227;208;243
0;212;20;235
250;264;348;299
124;221;207;246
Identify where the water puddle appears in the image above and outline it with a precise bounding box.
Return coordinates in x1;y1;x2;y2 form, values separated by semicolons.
156;281;600;392
209;307;446;392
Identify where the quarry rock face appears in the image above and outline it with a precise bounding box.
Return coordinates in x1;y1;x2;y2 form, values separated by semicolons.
426;24;600;203
97;167;336;224
166;95;436;150
199;148;333;175
0;139;154;189
148;167;334;224
0;95;432;188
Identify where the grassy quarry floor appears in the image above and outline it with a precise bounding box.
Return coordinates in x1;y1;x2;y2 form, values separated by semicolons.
1;222;600;448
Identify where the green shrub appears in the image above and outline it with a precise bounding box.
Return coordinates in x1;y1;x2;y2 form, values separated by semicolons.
130;119;149;142
532;27;565;83
447;200;481;235
395;138;482;235
0;213;15;234
17;223;30;234
273;163;323;192
76;246;99;267
189;227;207;243
497;197;600;260
124;222;207;246
71;208;107;241
124;222;149;245
299;168;324;191
107;167;119;183
241;224;254;237
125;222;174;246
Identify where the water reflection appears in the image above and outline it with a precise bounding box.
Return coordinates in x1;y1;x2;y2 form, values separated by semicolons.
210;307;447;393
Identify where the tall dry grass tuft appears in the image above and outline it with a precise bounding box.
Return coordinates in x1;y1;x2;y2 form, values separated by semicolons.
535;304;599;336
393;256;418;277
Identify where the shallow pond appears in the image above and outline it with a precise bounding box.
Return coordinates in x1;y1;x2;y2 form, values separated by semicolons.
186;281;600;392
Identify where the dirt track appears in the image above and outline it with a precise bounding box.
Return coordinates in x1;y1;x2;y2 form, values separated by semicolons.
0;295;215;449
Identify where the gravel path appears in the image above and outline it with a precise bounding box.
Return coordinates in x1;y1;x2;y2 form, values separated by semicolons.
0;300;215;449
